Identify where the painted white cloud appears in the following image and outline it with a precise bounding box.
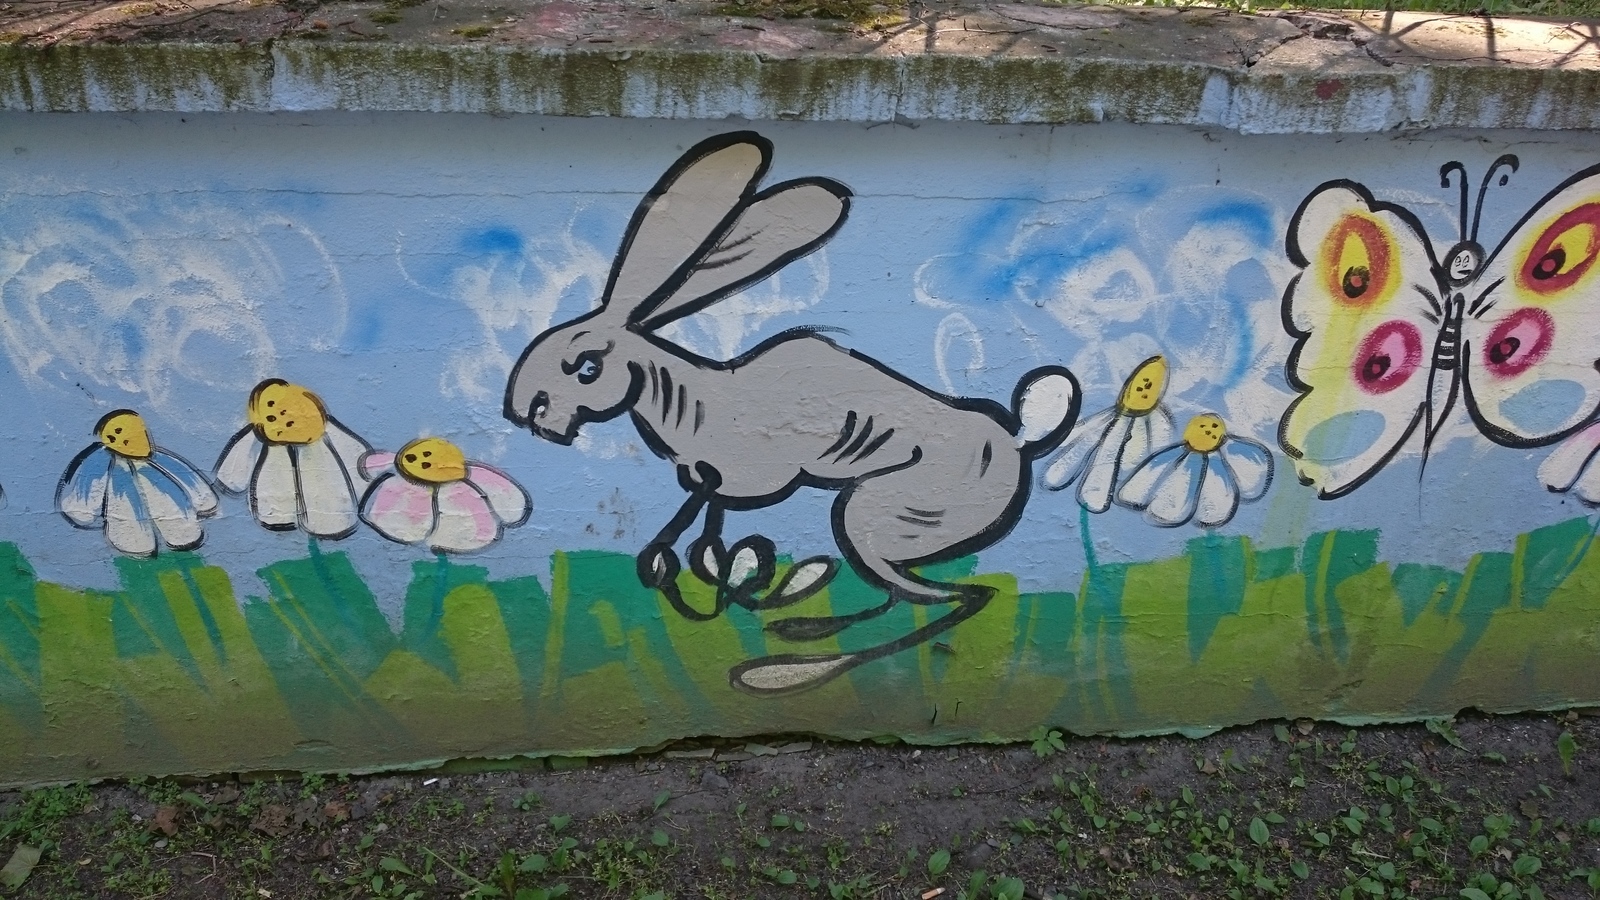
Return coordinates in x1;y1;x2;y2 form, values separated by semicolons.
916;190;1298;443
0;197;346;432
437;228;610;413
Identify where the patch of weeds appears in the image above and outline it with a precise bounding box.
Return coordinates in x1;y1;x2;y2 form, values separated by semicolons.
451;24;494;38
0;784;92;850
1031;726;1066;758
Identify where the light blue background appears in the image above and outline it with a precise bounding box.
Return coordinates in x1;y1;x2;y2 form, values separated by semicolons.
2;113;1597;614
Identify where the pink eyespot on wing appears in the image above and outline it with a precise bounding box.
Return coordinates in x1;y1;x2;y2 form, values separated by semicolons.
1351;320;1423;395
1480;308;1555;379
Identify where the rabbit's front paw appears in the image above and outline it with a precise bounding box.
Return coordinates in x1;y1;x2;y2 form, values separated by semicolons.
637;543;681;591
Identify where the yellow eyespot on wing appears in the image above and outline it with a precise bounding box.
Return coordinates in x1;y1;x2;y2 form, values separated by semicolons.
397;437;468;484
1513;201;1600;299
97;410;152;459
1117;356;1168;415
1318;213;1399;309
248;380;329;445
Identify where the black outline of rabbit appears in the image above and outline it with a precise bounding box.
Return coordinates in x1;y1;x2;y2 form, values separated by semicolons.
505;131;1081;695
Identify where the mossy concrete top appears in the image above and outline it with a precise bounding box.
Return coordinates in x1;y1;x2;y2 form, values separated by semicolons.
3;0;1600;132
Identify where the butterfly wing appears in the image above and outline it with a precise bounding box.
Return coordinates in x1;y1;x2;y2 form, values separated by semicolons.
1279;181;1442;498
1461;164;1600;447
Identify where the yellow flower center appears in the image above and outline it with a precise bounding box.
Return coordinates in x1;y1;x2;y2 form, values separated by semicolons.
247;380;328;445
1117;355;1168;415
1182;414;1227;453
97;410;152;459
397;437;468;484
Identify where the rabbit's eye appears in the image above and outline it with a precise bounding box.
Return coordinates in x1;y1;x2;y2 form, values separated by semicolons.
575;357;602;384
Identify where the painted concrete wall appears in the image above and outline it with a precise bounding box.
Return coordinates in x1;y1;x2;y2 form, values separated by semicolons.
4;112;1600;781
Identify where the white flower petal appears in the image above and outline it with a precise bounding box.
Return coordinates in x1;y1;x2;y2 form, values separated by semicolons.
149;450;218;517
1124;412;1157;470
214;428;262;493
1540;421;1600;494
1116;444;1187;509
1219;437;1274;501
324;416;374;482
428;481;501;553
296;437;360;539
1194;457;1241;528
1041;407;1115;491
1144;451;1206;527
360;473;435;544
250;444;299;529
466;464;530;526
1572;451;1600;505
105;459;156;556
132;461;203;551
58;445;113;527
1149;405;1176;447
1080;413;1135;513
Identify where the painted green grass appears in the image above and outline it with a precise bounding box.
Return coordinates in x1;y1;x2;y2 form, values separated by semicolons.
0;516;1597;783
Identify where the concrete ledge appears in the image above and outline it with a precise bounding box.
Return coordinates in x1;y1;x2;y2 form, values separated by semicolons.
3;2;1600;132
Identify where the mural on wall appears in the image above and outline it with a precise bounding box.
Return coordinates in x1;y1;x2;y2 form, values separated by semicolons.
1281;157;1600;498
4;118;1600;780
503;133;1082;695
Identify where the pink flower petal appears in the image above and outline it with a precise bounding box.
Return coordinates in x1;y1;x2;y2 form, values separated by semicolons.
466;463;530;526
360;474;434;544
361;451;397;480
429;481;501;553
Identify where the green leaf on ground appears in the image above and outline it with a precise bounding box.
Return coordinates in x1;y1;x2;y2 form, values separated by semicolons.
1559;731;1578;776
0;845;40;889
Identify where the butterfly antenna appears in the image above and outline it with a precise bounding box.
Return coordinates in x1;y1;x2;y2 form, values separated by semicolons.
1471;154;1521;243
1440;161;1469;241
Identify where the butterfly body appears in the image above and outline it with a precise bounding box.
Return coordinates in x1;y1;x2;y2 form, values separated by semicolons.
1280;157;1600;498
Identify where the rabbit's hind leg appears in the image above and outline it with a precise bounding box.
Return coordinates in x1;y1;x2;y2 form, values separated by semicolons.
728;579;992;696
727;473;1006;696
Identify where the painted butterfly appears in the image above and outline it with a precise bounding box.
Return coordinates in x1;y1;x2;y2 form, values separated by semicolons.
1279;155;1600;498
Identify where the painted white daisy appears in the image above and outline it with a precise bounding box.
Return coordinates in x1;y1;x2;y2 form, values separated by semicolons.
214;379;372;539
1041;355;1175;512
58;410;219;556
1539;419;1600;504
359;437;530;553
1115;413;1273;528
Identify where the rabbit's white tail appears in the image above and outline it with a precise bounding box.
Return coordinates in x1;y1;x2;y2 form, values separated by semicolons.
1013;366;1081;457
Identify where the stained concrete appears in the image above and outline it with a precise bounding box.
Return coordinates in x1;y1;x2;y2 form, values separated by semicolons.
1;0;1598;131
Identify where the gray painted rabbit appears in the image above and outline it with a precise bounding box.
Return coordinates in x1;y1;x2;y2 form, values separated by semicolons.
505;132;1080;694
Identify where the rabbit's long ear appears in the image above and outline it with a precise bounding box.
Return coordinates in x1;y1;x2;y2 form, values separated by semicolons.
603;132;773;319
633;176;850;331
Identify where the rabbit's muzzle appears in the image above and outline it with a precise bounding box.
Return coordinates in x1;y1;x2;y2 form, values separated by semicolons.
507;390;576;446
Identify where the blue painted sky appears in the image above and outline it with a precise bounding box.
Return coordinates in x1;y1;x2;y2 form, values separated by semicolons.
1;114;1597;605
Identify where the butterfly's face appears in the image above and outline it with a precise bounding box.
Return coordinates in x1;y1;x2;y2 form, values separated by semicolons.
1117;356;1168;415
1445;242;1484;286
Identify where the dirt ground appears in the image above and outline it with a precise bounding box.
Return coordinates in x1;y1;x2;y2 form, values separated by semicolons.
2;713;1599;898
